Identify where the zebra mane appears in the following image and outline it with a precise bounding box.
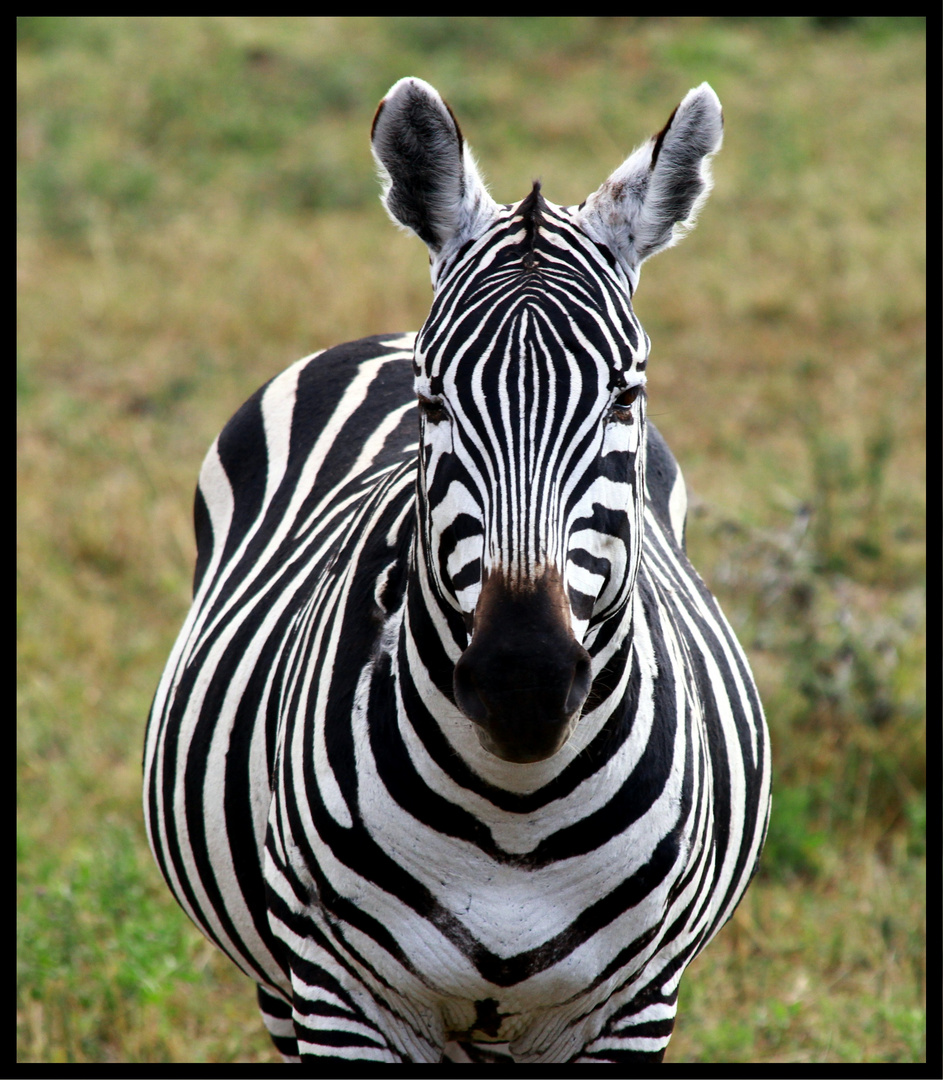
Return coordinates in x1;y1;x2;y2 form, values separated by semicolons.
518;181;544;270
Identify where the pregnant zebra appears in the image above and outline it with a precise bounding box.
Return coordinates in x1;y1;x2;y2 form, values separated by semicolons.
144;77;771;1063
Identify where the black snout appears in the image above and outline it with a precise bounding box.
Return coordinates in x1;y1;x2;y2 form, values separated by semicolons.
453;571;592;763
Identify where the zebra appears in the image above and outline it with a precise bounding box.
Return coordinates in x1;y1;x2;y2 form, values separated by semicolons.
144;77;771;1063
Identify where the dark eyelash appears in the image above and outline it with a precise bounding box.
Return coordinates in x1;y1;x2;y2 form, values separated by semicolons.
611;385;641;422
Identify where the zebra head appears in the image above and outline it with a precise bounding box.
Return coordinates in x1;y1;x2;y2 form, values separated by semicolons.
372;78;722;763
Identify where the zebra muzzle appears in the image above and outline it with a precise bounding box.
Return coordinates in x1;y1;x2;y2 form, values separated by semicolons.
452;570;592;763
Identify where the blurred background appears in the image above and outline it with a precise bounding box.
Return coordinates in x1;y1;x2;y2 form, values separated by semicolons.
17;17;925;1063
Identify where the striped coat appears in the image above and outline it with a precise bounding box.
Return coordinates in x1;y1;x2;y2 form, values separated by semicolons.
144;79;770;1063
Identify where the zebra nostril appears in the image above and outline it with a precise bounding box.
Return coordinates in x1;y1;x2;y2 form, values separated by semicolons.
566;649;593;716
453;656;488;723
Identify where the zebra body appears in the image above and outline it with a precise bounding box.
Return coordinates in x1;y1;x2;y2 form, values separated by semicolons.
144;79;770;1063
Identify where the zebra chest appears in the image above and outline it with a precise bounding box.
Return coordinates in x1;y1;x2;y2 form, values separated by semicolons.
311;835;626;1037
301;775;685;1041
282;626;699;1044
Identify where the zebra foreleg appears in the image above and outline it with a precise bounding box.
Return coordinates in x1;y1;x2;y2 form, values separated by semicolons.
573;983;678;1063
256;983;300;1062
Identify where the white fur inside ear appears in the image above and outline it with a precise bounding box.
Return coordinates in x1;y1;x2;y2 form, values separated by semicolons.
576;83;723;280
371;77;498;258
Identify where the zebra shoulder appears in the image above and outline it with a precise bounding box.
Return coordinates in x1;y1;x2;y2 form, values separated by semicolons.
192;333;417;594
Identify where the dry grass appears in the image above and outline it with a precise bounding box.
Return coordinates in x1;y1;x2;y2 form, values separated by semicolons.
18;17;925;1063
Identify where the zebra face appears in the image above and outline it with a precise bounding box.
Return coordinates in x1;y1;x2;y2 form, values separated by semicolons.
411;194;650;762
414;192;650;625
372;77;723;761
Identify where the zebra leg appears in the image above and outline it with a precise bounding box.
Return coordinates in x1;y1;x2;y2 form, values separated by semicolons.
572;983;678;1063
256;983;300;1062
285;947;406;1062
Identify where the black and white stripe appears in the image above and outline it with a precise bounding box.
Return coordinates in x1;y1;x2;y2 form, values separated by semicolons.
144;78;770;1063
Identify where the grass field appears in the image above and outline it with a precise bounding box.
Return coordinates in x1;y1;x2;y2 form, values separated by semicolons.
17;17;925;1063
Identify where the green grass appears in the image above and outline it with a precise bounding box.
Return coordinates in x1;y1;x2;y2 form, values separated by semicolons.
18;17;925;1063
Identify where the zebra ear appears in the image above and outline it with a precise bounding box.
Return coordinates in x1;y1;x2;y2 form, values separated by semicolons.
576;83;723;284
371;78;498;257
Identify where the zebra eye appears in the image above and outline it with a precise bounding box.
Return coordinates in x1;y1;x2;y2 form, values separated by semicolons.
418;394;448;424
611;385;641;422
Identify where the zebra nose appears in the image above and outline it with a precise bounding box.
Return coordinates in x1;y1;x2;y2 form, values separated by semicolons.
453;617;592;764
